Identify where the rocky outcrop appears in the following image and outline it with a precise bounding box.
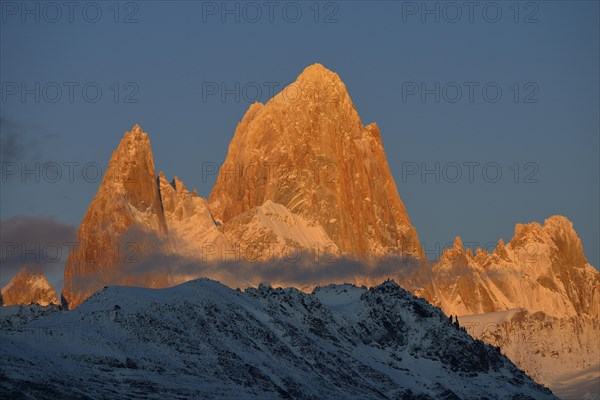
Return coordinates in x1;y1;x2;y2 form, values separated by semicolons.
1;266;59;307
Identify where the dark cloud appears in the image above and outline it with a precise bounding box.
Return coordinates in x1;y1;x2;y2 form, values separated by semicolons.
0;216;76;287
0;117;28;163
0;116;61;165
64;227;428;306
74;234;427;293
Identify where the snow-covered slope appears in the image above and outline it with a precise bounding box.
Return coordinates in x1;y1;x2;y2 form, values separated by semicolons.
0;279;556;399
409;218;600;399
460;310;600;400
223;200;340;261
1;266;59;307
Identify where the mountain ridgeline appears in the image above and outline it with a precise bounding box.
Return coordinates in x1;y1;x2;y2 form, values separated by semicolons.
61;64;428;310
60;64;598;320
9;63;597;398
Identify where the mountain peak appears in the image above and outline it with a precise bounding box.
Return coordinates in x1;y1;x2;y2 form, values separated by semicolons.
510;215;584;259
63;125;168;309
296;63;342;84
453;236;464;251
1;265;59;306
543;215;575;235
270;63;351;108
129;123;146;137
210;64;424;260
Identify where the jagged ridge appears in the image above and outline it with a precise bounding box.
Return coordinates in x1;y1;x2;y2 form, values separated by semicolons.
0;279;557;399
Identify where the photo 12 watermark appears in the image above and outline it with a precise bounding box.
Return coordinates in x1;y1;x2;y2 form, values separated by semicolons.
201;80;342;104
1;1;140;24
1;81;140;104
399;1;540;24
400;161;540;184
401;82;540;104
200;1;340;24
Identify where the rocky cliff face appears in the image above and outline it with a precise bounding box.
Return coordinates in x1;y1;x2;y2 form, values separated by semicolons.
1;266;59;307
418;216;600;319
209;64;424;261
62;125;170;309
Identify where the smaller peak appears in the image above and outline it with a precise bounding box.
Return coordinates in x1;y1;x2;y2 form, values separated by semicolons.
365;123;381;141
513;221;543;239
302;63;333;74
494;238;509;259
543;215;573;230
132;123;143;135
157;172;175;190
172;176;186;192
453;236;463;251
123;124;149;141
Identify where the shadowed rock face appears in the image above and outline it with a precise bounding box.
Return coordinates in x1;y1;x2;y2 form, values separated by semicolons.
209;64;424;261
1;266;59;306
62;125;169;309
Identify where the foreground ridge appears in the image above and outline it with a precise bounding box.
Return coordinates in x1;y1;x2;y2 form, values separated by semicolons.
1;278;556;399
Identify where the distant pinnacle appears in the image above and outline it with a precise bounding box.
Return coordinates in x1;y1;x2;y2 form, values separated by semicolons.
453;236;463;251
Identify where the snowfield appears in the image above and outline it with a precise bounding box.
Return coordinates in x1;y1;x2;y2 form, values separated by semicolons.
1;279;557;399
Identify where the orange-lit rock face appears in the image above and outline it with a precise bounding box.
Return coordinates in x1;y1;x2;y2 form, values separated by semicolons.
158;172;234;261
209;64;424;261
1;266;59;306
423;216;600;318
62;125;169;309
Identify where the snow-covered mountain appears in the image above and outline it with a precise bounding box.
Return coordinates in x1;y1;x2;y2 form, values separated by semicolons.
407;216;600;399
0;278;557;399
0;266;59;307
21;63;597;397
459;310;600;400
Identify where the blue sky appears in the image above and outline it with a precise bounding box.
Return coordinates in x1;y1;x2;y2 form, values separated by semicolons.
1;1;599;289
